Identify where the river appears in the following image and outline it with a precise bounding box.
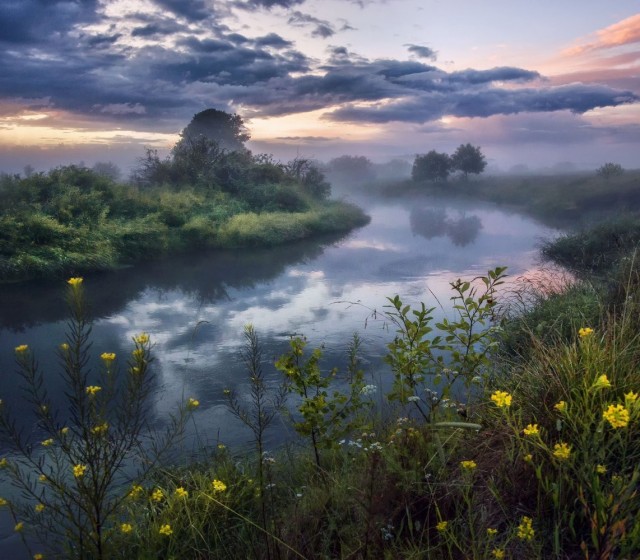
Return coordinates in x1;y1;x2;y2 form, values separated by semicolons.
0;194;557;556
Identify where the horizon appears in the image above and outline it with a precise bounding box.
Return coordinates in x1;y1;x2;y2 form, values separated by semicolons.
0;0;639;174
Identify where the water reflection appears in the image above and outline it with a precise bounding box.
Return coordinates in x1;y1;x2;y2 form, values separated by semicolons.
410;206;483;247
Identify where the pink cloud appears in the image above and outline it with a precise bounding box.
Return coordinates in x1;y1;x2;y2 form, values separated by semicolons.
565;13;640;55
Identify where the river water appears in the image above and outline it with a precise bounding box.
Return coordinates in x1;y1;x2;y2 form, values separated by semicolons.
0;195;557;555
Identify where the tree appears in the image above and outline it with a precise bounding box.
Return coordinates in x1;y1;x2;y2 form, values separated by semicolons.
596;162;624;180
179;108;250;152
450;143;487;179
92;161;121;182
326;155;375;186
412;151;451;182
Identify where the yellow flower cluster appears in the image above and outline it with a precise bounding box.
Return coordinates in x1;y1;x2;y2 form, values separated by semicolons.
596;464;607;474
120;523;133;534
553;442;571;461
436;521;448;532
67;277;83;286
603;404;630;428
490;390;512;408
460;460;477;471
491;550;505;559
151;488;164;502
85;385;102;396
175;487;188;498
59;343;69;352
128;485;144;499
487;528;498;537
0;497;8;507
15;344;29;353
625;391;638;407
0;458;7;468
593;374;611;389
34;554;44;560
91;422;109;436
578;327;594;338
41;439;54;447
134;333;150;345
100;352;116;363
159;524;173;536
523;424;539;436
73;464;87;478
517;516;535;541
15;522;24;532
212;479;227;492
554;400;567;413
35;503;45;513
187;398;200;410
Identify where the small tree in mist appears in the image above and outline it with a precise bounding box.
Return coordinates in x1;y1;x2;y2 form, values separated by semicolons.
451;143;487;179
412;150;452;182
597;162;624;181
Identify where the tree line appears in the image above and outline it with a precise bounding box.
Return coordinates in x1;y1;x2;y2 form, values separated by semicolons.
412;144;487;182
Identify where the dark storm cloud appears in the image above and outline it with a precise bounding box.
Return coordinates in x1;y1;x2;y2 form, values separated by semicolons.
326;84;639;123
1;0;637;135
0;0;99;44
151;0;212;21
406;44;437;60
254;33;293;48
233;0;305;9
288;11;336;38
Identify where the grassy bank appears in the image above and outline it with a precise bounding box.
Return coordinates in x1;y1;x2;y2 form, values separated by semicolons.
380;170;640;228
2;263;639;559
0;166;369;283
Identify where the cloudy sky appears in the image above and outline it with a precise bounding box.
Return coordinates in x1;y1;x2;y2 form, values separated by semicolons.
0;0;639;173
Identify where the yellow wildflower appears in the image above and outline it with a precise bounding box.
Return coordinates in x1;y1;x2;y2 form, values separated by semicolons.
41;438;54;447
593;374;611;389
35;503;45;513
59;343;69;352
492;550;505;559
134;333;150;345
624;391;638;407
554;400;567;413
217;443;226;450
100;352;116;363
39;474;47;483
603;404;630;429
120;523;133;534
553;442;571;461
460;460;477;471
128;485;143;499
487;528;498;537
524;453;533;463
91;422;109;436
578;327;594;338
73;464;87;478
175;487;188;498
523;424;539;436
15;344;29;354
15;522;24;532
436;521;448;532
159;524;173;536
151;488;164;502
517;516;535;541
0;458;7;468
60;427;69;436
187;398;199;410
34;554;44;560
85;385;102;396
0;497;8;507
212;479;227;492
132;349;144;359
67;277;83;286
490;390;512;408
596;464;607;475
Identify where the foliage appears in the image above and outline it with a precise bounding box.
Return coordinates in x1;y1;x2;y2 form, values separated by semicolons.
0;278;193;559
450;143;487;178
326;155;376;186
597;162;624;180
412;150;452;182
180;108;250;152
275;334;370;467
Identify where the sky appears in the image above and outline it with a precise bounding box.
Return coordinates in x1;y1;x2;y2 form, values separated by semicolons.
0;0;639;174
